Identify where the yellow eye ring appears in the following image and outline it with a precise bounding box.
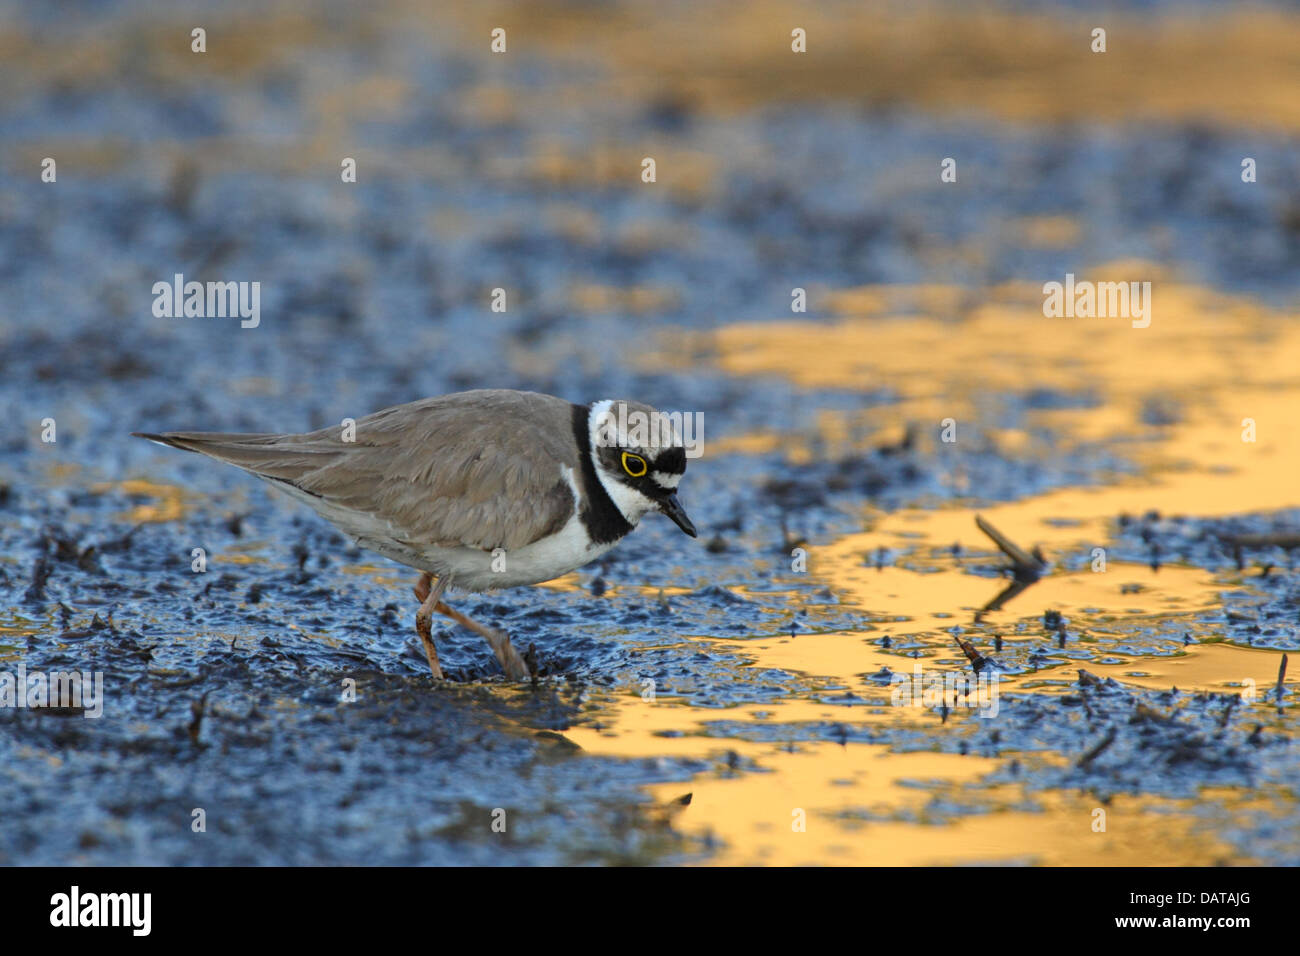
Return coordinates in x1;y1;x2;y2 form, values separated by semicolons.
621;452;647;477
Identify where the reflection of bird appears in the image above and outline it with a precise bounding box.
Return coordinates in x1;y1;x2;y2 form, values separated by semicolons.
134;389;697;681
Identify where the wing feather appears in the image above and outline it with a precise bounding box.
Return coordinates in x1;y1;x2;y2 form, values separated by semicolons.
136;390;580;552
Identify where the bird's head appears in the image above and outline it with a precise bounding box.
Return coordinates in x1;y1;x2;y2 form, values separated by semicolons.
588;399;696;537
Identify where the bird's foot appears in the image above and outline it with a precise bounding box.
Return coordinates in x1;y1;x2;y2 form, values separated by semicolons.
413;572;445;680
489;630;532;683
434;601;532;682
414;609;445;680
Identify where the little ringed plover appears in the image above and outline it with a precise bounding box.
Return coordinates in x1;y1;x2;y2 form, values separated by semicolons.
133;389;697;681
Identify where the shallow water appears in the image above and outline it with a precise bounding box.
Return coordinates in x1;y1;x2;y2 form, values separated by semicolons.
1;0;1297;865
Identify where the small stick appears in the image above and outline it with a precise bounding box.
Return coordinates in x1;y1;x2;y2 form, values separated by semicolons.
955;635;988;674
1277;653;1289;709
976;515;1045;579
1076;726;1117;768
1223;533;1300;550
1077;669;1103;689
1217;693;1238;730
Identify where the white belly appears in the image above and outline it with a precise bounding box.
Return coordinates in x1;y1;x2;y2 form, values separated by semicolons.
267;466;626;592
418;512;623;591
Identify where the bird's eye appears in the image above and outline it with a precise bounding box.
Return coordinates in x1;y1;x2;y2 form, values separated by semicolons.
621;452;647;477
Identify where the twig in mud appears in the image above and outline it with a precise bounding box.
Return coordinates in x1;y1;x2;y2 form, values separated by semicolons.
149;668;206;689
954;635;988;674
1277;654;1289;710
1076;726;1117;769
1217;693;1238;730
779;514;806;552
646;792;693;828
187;692;210;745
1132;703;1173;725
24;556;51;603
975;515;1046;580
876;423;917;456
1222;532;1300;550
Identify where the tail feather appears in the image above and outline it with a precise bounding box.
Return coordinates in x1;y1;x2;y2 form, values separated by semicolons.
132;431;193;451
131;430;342;483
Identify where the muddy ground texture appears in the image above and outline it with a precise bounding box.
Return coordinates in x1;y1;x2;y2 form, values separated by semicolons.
1;1;1298;864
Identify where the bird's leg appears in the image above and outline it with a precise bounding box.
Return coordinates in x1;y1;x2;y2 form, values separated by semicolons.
413;571;449;680
433;601;531;682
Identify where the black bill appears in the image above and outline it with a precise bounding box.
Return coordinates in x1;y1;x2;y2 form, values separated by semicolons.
659;493;697;537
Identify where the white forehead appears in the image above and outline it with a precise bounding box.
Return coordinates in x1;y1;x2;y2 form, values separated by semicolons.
589;399;683;451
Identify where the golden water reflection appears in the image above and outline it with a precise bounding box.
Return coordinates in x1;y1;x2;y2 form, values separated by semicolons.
569;696;1248;865
588;269;1299;864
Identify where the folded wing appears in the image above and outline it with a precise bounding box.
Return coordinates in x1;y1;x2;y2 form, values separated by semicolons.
134;390;580;552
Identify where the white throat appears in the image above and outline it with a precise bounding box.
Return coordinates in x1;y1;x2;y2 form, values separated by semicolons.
588;399;658;525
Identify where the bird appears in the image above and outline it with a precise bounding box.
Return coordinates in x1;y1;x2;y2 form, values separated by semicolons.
133;389;697;681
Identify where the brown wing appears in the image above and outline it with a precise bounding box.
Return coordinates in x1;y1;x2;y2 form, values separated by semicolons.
135;390;580;551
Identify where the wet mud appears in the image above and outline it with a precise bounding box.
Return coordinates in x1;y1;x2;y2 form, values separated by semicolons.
1;0;1297;864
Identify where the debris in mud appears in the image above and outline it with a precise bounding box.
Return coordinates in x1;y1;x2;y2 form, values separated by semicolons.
976;515;1048;581
1277;654;1289;710
954;635;994;675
